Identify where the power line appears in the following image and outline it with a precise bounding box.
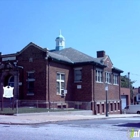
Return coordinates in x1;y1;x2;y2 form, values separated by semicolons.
131;73;140;76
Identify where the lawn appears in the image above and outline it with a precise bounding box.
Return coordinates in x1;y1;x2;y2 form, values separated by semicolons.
0;107;80;115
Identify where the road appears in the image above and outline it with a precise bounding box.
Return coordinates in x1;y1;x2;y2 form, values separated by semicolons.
0;117;140;140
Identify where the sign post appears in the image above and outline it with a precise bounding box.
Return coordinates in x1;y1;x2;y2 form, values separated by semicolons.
105;84;108;117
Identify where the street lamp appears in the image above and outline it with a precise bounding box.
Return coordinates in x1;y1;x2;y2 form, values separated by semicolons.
105;84;108;117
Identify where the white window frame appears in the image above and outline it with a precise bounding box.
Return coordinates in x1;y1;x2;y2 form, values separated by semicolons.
26;71;35;95
113;73;118;85
96;68;103;83
56;72;65;96
74;67;82;82
105;72;111;84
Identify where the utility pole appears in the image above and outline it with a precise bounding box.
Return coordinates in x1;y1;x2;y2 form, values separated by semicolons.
105;83;108;117
128;72;132;104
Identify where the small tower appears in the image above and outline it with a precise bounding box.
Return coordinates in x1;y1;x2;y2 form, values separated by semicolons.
55;30;65;51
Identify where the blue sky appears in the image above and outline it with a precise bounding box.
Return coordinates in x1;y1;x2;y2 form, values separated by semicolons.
0;0;140;87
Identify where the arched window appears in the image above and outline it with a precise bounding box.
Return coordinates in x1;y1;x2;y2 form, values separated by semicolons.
8;76;14;87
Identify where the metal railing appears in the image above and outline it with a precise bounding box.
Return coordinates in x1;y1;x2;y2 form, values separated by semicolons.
0;100;92;115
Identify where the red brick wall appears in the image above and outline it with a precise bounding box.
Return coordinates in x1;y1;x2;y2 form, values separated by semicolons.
94;56;120;101
48;61;73;102
121;87;130;105
17;45;47;100
72;65;93;101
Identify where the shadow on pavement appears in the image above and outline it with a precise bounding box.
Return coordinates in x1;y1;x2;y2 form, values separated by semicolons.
114;123;140;128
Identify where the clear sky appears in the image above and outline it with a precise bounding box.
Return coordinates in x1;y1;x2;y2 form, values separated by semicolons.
0;0;140;87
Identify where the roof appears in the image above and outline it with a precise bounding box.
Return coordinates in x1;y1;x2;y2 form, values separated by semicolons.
48;51;73;64
112;67;123;73
49;48;105;66
49;48;123;72
18;42;47;54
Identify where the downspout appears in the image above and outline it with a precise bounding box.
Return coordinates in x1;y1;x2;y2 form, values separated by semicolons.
48;58;50;109
119;73;121;114
93;65;96;115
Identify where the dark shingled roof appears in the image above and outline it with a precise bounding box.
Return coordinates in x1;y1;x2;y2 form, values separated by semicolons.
112;67;124;73
49;47;123;73
51;47;104;65
48;51;73;64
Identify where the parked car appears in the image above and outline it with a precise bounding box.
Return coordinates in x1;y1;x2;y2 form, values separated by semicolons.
124;105;140;114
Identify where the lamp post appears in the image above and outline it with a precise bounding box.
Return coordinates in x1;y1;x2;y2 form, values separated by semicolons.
105;84;108;117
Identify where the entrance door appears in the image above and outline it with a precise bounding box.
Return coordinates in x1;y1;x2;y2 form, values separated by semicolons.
121;95;127;109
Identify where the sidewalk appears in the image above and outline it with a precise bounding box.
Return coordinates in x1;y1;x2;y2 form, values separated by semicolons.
0;112;139;125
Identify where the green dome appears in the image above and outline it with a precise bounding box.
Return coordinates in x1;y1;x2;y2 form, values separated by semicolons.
56;30;65;40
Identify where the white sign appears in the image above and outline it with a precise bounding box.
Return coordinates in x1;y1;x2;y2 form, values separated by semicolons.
64;90;67;94
19;82;22;86
3;86;14;98
77;85;82;89
105;86;108;91
2;57;16;61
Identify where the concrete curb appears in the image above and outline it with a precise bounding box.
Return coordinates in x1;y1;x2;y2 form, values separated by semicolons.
0;114;139;125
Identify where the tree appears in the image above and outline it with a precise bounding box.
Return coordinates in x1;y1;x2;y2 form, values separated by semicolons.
121;75;135;104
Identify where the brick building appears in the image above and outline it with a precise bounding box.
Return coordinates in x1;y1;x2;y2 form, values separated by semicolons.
120;87;130;109
0;32;123;114
133;87;140;104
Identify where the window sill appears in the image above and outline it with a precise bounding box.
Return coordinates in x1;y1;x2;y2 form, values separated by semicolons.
113;84;119;86
96;81;103;84
74;81;82;83
105;82;112;85
56;93;65;96
27;93;34;96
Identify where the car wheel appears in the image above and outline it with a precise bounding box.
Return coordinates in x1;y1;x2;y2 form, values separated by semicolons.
137;111;139;114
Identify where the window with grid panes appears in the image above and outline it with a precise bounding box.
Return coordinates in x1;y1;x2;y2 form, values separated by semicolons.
56;73;65;96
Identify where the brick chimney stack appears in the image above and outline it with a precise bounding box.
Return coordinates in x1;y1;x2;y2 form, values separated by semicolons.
97;51;105;58
138;87;140;93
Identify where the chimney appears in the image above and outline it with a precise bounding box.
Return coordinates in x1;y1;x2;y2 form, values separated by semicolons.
97;51;105;58
138;87;140;93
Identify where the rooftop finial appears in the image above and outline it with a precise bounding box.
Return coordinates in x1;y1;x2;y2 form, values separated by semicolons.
59;29;61;35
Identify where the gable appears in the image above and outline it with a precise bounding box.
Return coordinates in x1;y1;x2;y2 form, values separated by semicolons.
17;42;47;61
103;55;113;69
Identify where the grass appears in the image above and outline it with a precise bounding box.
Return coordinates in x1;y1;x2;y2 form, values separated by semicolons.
0;107;80;115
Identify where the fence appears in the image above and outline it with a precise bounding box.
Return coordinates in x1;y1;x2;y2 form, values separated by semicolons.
0;100;92;115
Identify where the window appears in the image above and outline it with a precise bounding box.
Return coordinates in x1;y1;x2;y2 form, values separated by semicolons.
105;72;111;83
111;103;113;111
74;68;82;82
56;73;65;96
29;57;33;62
113;74;118;85
118;103;120;110
96;69;103;82
8;76;14;87
27;71;35;95
97;104;100;113
102;104;104;113
114;103;116;110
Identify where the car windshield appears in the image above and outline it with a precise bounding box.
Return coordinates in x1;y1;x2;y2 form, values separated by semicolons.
124;106;129;109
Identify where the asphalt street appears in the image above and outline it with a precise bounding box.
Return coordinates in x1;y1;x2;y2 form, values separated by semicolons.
0;117;140;140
